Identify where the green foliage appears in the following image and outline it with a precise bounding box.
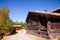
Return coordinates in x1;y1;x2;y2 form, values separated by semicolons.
13;21;27;29
13;21;20;25
20;22;27;28
0;7;13;35
0;7;27;35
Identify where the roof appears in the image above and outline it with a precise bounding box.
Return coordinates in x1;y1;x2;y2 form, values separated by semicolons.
26;8;60;22
29;11;60;16
51;8;60;13
13;25;21;27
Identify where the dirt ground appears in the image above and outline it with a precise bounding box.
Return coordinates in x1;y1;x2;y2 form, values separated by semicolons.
2;29;46;40
2;34;46;40
2;29;60;40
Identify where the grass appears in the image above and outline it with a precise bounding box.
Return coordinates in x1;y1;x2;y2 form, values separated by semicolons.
52;37;60;40
26;34;46;40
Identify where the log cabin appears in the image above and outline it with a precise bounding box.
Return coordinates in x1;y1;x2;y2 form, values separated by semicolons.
26;8;60;38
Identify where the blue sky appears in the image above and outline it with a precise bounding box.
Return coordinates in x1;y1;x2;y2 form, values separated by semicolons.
0;0;60;22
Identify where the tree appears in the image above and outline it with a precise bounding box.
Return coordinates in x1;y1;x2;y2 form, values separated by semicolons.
13;21;20;25
0;7;13;35
13;21;27;29
20;22;27;29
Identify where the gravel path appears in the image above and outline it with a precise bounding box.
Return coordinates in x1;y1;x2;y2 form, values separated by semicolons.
6;29;34;40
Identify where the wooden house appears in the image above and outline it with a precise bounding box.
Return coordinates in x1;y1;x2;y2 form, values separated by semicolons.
26;8;60;38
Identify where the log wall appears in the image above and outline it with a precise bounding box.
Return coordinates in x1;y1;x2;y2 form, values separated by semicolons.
47;22;60;38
